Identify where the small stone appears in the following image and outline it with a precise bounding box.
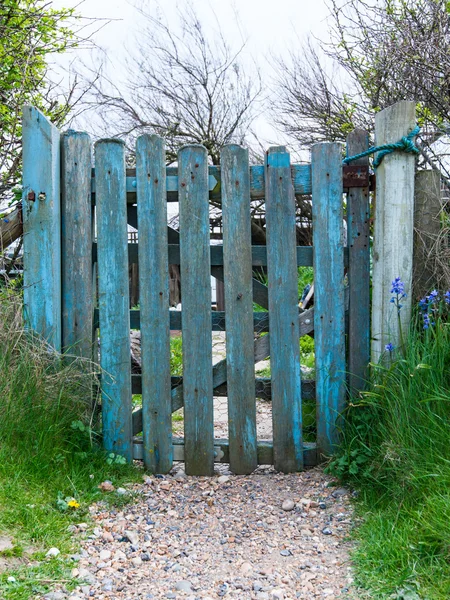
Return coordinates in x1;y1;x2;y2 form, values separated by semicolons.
44;594;66;600
160;481;171;491
322;527;333;535
280;549;292;556
102;531;114;543
46;547;60;558
256;593;269;600
99;549;111;561
271;590;285;600
331;488;349;498
281;499;295;511
77;523;88;530
175;580;192;592
319;502;327;510
323;589;335;596
116;487;127;495
7;576;16;583
141;552;151;561
166;594;176;599
217;475;230;484
253;581;264;591
125;530;139;546
98;480;115;492
131;556;143;567
173;470;187;481
240;561;253;574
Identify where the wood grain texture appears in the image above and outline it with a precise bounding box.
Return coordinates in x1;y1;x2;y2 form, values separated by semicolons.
265;146;303;473
413;170;441;300
0;203;22;251
61;131;93;359
221;144;257;474
133;437;318;467
136;134;172;473
178;145;214;475
95;139;132;461
22;106;61;350
372;101;416;361
312;142;346;457
346;130;371;394
92;164;313;204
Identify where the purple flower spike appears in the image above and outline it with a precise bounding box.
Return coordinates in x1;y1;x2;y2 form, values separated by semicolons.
445;291;450;305
385;343;395;352
390;277;406;296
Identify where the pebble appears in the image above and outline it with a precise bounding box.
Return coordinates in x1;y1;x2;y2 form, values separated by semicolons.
116;487;127;495
331;487;349;498
124;530;139;545
99;549;111;561
322;527;333;535
281;499;295;511
44;594;66;600
7;576;16;583
175;580;193;592
40;469;355;599
46;547;60;558
98;480;115;492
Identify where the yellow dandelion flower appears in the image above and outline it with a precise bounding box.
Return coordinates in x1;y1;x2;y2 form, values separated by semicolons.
67;499;80;509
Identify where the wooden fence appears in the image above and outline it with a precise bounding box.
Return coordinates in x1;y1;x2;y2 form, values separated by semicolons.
22;106;374;475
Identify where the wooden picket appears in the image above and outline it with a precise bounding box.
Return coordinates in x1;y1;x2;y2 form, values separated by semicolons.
221;144;257;475
136;135;172;473
22;109;377;474
178;145;214;476
95;139;132;461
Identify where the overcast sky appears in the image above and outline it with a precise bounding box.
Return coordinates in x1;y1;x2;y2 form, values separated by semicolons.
50;0;332;146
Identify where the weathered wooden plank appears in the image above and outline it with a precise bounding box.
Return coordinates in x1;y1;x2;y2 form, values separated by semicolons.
61;131;93;359
179;145;214;475
0;203;22;251
413;170;441;300
221;144;257;474
372;101;417;361
312;142;346;457
92;164;313;203
136;134;172;473
98;309;269;332
132;375;315;402
346;130;371;395
22;106;61;350
265;146;303;473
133;437;318;467
95;139;132;461
93;243;328;268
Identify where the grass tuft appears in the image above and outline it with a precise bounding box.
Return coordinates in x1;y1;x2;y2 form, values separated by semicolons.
328;302;450;599
0;288;141;599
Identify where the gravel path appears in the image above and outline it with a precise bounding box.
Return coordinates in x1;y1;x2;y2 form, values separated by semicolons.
46;468;360;600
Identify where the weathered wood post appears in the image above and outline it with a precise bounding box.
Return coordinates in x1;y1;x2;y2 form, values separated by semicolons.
22;106;62;350
61;131;93;359
372;101;417;361
413;170;441;300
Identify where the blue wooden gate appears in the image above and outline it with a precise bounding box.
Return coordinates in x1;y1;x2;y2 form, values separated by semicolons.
22;106;370;475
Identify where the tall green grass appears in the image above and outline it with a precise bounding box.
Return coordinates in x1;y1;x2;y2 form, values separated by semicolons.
329;302;450;599
0;289;141;599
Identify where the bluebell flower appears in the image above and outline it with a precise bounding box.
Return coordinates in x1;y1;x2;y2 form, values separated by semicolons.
445;291;450;305
385;343;395;352
428;290;439;303
390;277;406;297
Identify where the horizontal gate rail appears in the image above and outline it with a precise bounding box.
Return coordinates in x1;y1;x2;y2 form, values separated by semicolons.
92;243;350;267
90;163;373;204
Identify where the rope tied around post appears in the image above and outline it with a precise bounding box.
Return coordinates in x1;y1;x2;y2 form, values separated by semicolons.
343;125;420;168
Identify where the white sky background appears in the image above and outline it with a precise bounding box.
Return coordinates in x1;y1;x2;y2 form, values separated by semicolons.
51;0;332;149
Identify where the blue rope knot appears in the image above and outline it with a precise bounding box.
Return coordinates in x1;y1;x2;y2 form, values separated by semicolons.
343;125;420;168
